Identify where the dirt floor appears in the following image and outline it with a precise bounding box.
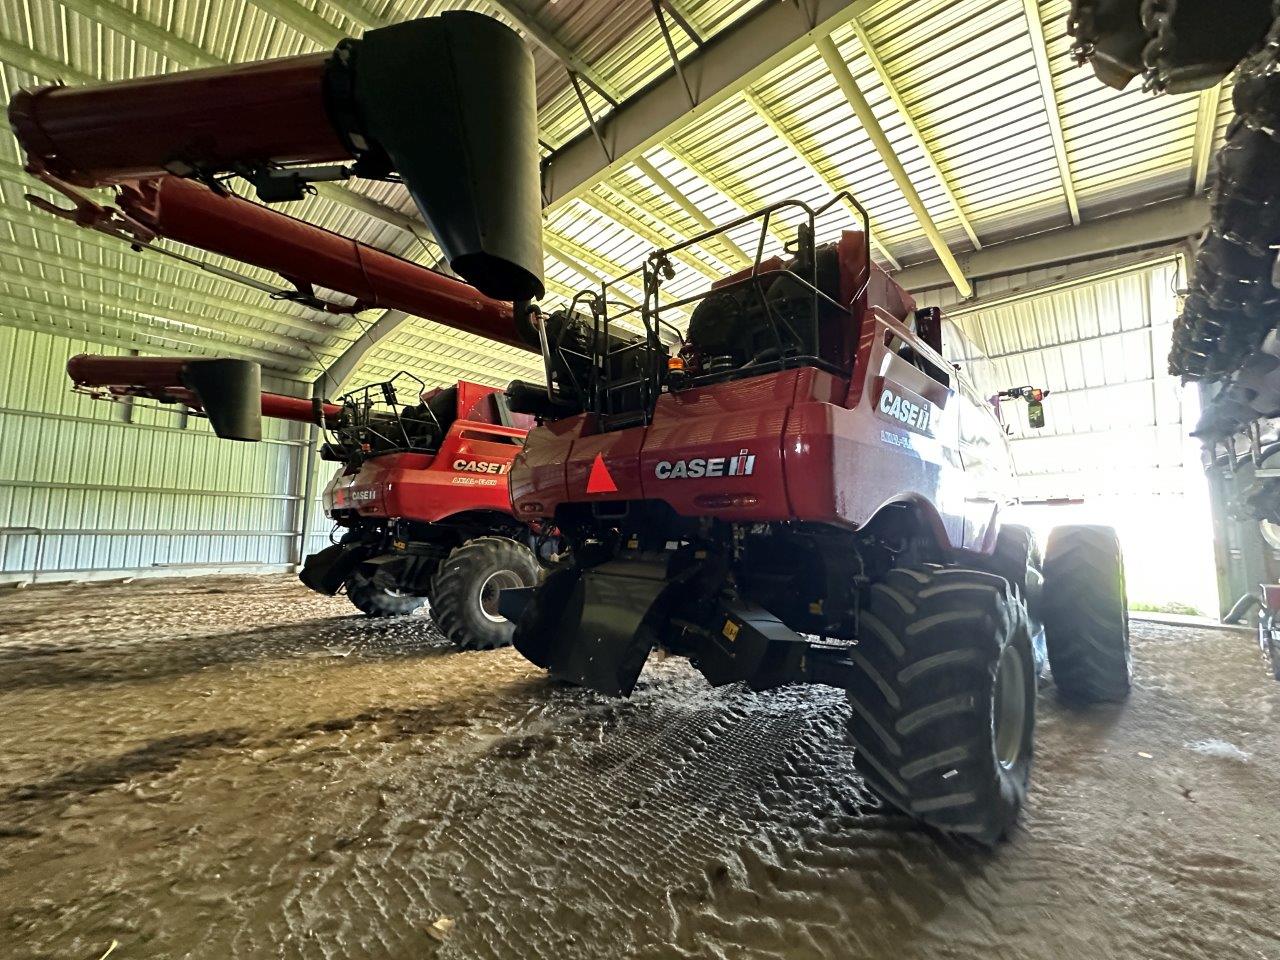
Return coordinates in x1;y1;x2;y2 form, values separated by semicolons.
0;575;1278;960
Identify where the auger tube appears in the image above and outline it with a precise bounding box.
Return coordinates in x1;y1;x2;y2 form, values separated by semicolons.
8;11;545;301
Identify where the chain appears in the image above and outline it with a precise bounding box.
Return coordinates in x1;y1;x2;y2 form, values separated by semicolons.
1169;0;1280;381
1067;0;1101;65
1139;0;1178;91
1069;1;1280;384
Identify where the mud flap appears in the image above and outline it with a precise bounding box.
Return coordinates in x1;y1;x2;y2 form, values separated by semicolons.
298;542;366;595
513;560;673;696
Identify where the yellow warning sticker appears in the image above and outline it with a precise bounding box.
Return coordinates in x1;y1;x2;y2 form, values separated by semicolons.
722;620;740;642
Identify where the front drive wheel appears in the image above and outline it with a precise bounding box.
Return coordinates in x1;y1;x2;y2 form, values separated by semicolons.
1040;525;1132;703
345;570;427;617
430;536;540;651
845;566;1036;846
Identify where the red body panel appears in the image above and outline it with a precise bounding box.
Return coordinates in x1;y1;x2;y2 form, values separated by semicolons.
8;55;343;186
510;310;1013;553
324;384;528;524
117;177;529;351
640;371;799;522
325;420;523;521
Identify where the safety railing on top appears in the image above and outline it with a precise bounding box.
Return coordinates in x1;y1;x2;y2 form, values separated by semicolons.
588;192;871;429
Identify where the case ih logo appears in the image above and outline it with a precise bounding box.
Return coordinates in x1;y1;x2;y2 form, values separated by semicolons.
878;383;936;436
452;459;509;475
654;449;756;480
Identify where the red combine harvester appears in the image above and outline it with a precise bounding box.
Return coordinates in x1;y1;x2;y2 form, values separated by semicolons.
12;10;552;648
10;10;1132;843
491;201;1132;844
65;354;544;649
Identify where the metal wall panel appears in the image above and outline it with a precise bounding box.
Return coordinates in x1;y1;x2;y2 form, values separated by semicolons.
0;324;310;583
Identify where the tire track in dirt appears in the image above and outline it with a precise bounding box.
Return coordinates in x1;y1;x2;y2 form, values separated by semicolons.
3;577;1279;960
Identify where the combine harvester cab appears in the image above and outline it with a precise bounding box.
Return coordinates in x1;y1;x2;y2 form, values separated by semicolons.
503;196;1133;844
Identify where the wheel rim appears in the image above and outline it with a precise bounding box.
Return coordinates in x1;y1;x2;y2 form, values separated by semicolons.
478;569;525;623
1261;520;1280;551
993;643;1028;770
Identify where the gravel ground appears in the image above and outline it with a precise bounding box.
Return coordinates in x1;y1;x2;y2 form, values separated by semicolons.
0;574;1277;960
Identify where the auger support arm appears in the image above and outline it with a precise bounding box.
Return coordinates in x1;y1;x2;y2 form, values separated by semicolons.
8;12;544;302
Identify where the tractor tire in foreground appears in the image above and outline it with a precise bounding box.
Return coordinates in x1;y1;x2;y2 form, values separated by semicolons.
430;536;540;651
845;566;1036;846
1041;525;1132;703
345;570;428;617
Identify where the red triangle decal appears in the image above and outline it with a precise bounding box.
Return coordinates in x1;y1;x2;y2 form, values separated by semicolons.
586;453;618;494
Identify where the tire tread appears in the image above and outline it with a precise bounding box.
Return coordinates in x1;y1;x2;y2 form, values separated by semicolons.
430;536;538;651
846;565;1035;846
1041;525;1131;703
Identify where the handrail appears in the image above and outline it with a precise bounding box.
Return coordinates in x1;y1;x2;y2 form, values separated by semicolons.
567;191;875;426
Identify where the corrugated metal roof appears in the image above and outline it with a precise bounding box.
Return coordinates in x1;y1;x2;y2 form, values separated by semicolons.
0;0;1225;396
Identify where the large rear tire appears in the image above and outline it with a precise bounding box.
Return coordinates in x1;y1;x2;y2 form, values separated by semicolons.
430;536;540;651
1041;525;1132;703
345;570;428;617
845;566;1036;846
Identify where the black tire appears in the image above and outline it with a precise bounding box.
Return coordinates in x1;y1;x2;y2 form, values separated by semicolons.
345;569;428;617
430;536;540;651
1258;608;1280;682
1041;525;1132;703
846;566;1036;846
991;523;1040;597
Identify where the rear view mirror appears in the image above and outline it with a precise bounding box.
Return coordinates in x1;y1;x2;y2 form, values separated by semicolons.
995;385;1050;430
